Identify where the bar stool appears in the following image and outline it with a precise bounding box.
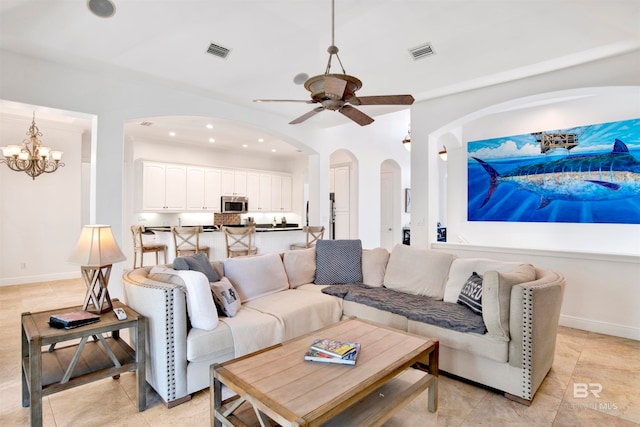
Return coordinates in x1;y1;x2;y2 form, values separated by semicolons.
290;225;325;250
172;226;210;258
222;225;258;258
130;225;167;268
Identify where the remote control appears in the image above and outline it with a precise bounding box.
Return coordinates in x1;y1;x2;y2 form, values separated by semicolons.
114;308;127;320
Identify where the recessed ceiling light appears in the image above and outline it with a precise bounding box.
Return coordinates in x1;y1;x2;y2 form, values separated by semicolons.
258;138;264;143
206;124;213;129
242;144;248;148
169;132;176;137
209;138;215;143
271;149;277;153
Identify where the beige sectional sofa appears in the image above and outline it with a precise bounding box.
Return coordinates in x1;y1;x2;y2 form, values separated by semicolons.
122;242;565;408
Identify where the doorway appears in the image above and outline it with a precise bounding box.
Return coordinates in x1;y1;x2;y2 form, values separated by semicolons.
380;160;401;250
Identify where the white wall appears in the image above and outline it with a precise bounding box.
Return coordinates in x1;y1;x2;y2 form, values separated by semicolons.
410;50;640;339
0;114;83;284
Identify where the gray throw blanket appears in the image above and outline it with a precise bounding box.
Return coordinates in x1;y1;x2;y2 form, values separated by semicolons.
322;283;487;334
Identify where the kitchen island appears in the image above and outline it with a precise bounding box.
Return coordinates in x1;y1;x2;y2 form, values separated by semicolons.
144;225;305;263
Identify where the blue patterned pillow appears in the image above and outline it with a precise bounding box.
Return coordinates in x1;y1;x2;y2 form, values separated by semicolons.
457;272;483;314
314;239;363;285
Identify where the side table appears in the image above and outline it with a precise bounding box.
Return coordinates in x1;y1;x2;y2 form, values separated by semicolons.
21;299;146;427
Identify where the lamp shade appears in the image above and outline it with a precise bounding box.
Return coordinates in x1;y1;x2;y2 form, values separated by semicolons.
68;225;127;266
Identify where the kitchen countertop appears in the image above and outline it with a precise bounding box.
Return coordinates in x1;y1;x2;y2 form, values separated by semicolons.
144;225;303;233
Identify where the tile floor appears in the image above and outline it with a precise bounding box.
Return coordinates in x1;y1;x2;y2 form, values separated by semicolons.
1;278;638;426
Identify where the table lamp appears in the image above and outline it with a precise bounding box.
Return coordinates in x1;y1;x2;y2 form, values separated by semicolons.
68;225;127;314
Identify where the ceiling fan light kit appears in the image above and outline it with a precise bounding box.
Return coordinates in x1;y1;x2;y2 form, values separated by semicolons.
254;0;414;126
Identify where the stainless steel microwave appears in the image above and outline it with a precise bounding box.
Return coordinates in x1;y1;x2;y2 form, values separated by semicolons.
221;196;249;213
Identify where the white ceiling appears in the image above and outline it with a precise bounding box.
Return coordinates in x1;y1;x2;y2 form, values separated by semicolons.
1;0;638;157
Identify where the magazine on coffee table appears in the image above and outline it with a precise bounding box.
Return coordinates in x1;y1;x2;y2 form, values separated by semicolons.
305;340;360;365
310;338;358;358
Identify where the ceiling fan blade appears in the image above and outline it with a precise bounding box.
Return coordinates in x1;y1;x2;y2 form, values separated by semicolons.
254;99;316;103
324;76;347;99
350;95;415;106
339;105;374;126
289;106;325;124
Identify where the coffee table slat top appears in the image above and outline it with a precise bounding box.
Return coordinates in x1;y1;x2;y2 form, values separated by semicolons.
213;319;437;427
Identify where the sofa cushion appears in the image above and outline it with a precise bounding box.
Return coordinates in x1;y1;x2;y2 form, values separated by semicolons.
173;252;219;282
383;244;454;299
483;264;536;341
283;247;316;288
362;247;390;287
443;258;524;303
149;266;218;330
457;272;483;314
210;277;240;317
223;253;289;302
314;239;363;285
244;289;342;340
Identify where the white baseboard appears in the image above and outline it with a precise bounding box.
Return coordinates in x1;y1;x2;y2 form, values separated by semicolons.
559;314;640;341
0;271;80;287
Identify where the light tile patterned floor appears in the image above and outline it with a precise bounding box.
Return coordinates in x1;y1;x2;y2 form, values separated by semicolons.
1;278;638;426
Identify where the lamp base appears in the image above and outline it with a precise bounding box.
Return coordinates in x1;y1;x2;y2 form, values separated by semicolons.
80;265;114;314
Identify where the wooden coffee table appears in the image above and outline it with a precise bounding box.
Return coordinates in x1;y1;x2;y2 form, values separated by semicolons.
210;318;438;427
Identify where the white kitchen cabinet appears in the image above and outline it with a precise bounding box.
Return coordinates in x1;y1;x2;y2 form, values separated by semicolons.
246;172;272;211
142;162;187;211
271;174;292;211
221;170;247;196
186;167;221;211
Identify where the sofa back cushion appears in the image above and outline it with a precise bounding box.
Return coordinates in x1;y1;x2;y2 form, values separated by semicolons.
283;247;316;288
383;244;454;299
223;253;289;302
314;239;363;285
482;264;536;341
443;258;524;303
362;247;390;287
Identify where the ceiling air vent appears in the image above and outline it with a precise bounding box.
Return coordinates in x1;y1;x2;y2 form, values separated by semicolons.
206;42;231;59
139;121;153;127
409;42;435;61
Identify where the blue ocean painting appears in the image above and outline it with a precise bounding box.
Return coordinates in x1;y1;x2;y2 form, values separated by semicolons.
467;118;640;224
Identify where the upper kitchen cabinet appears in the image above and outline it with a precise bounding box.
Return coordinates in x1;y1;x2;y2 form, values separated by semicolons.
246;172;272;211
186;167;222;211
141;161;187;211
271;174;292;212
221;170;247;196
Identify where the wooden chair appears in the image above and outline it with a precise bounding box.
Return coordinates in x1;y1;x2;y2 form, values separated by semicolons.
172;226;210;258
290;225;325;250
131;225;167;268
222;225;258;258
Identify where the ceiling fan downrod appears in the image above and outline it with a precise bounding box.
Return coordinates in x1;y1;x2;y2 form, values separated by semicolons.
325;0;346;75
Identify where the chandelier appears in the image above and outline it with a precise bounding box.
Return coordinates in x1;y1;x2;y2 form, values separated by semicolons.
1;112;64;180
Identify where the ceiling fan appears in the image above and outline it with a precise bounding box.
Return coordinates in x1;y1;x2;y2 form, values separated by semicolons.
254;0;414;126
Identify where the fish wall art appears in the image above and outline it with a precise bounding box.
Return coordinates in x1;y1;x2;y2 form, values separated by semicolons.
467;118;640;224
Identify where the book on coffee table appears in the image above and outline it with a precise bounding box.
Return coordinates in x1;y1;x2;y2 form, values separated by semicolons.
310;338;358;358
49;311;101;329
305;342;361;365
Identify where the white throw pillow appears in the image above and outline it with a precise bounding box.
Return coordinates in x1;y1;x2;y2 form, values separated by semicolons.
362;247;390;287
383;244;454;299
283;247;316;288
443;258;524;303
148;266;219;330
223;253;289;302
